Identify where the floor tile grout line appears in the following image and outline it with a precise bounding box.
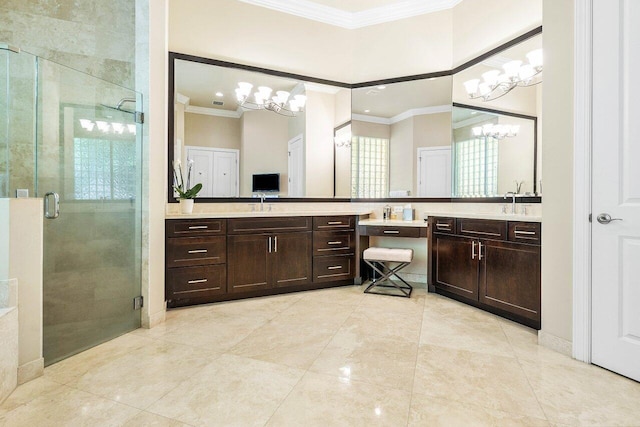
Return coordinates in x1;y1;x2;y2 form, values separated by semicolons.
406;285;428;427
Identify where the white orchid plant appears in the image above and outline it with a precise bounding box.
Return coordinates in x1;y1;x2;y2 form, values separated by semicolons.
173;159;202;199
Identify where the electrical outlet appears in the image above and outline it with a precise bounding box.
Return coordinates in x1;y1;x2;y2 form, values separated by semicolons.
393;206;403;213
16;189;29;198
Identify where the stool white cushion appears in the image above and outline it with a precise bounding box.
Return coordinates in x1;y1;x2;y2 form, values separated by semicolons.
363;247;413;263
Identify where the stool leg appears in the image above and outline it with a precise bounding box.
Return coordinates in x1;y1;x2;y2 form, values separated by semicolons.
363;260;413;298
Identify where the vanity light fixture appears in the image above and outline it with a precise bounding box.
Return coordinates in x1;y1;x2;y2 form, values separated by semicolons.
472;123;520;139
78;119;137;135
234;82;306;117
464;48;543;102
215;92;223;97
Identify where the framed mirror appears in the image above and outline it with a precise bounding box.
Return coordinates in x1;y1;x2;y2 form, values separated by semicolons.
168;53;351;202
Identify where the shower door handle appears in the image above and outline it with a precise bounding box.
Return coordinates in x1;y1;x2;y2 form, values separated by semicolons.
44;192;60;219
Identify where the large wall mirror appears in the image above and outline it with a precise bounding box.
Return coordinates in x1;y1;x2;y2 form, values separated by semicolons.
169;54;351;201
168;28;542;202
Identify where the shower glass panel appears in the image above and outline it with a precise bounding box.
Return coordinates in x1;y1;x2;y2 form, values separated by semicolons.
36;57;143;365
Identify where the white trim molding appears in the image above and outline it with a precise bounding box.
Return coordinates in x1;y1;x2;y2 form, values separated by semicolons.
185;105;243;119
572;0;593;363
353;104;451;125
238;0;462;29
539;330;573;357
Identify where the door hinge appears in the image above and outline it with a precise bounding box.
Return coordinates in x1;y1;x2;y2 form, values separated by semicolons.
589;213;592;223
135;111;144;124
133;296;143;310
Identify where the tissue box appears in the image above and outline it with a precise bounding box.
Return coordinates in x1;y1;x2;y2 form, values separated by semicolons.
403;208;414;221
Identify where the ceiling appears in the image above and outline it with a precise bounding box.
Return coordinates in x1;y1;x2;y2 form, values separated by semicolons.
237;0;463;29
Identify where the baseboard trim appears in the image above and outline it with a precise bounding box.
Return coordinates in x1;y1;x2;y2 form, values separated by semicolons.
538;330;573;357
143;305;167;329
18;357;44;385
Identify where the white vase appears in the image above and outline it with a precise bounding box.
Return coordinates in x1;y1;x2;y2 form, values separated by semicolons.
180;198;194;214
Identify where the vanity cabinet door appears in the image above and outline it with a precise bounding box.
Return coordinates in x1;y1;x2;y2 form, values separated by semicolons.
479;240;541;328
433;233;479;301
271;232;312;288
227;234;270;293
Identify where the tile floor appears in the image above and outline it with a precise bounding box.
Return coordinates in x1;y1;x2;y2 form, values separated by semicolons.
1;284;640;426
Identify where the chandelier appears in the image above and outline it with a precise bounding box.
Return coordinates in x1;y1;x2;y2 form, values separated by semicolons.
472;123;520;140
463;49;543;102
235;82;307;117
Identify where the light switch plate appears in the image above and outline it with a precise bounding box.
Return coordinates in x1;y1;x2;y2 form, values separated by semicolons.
393;206;403;213
16;189;29;198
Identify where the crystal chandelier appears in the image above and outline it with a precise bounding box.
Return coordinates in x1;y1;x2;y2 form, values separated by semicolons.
235;82;307;117
472;123;520;140
463;49;543;102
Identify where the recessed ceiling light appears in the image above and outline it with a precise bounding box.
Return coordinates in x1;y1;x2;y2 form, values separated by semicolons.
364;109;370;113
471;111;477;115
215;92;224;97
376;85;386;90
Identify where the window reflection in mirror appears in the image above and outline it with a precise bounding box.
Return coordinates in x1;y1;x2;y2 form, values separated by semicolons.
349;77;453;198
172;57;351;199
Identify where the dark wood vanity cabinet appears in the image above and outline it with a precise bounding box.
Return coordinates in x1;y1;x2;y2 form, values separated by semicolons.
430;217;541;329
167;215;357;308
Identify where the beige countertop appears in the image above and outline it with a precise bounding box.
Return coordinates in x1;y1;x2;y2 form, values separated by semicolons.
166;210;372;220
423;211;542;222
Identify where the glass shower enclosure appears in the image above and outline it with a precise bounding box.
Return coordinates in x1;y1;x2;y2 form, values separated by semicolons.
1;45;143;365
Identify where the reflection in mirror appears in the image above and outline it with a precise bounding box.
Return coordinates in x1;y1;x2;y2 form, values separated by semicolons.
451;105;537;197
172;57;351;199
452;33;542;195
349;77;453;198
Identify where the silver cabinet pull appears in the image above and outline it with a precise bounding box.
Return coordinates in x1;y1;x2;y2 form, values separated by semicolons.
514;230;536;235
44;192;60;219
268;236;272;253
188;249;207;254
383;230;400;234
327;265;343;270
188;225;208;230
597;213;623;224
472;241;476;259
327;241;342;245
436;224;451;230
274;236;278;252
188;279;207;284
478;241;484;260
460;228;501;237
327;221;343;225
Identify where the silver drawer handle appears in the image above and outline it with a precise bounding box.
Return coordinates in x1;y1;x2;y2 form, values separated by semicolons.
383;230;400;234
514;230;536;235
460;228;502;237
327;266;343;270
436;224;451;230
188;225;208;230
188;249;208;254
188;279;207;284
327;221;343;225
328;241;343;245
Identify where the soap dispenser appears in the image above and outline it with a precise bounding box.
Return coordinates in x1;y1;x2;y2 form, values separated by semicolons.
383;205;391;220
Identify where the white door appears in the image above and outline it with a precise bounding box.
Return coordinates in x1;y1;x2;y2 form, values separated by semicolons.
212;150;239;197
591;0;640;382
186;146;239;198
288;135;304;197
187;148;214;197
417;147;451;197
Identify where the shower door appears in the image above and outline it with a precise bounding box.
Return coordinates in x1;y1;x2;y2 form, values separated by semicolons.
37;58;143;365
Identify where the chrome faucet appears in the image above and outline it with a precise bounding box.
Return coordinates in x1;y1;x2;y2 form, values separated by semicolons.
259;193;266;211
504;192;516;214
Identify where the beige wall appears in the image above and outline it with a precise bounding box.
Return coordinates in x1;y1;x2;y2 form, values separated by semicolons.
497;116;536;195
184;113;241;150
352;121;390;139
541;0;575;344
452;0;543;66
240;111;289;196
305;91;336;198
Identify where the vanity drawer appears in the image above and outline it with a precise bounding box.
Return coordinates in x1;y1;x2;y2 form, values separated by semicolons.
456;219;507;240
313;216;355;231
167;265;227;297
432;217;456;234
166;219;226;237
358;225;425;238
313;255;355;283
228;216;312;234
166;236;226;268
313;231;355;255
508;222;542;245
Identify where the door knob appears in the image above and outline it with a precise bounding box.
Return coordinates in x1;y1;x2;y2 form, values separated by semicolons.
596;213;622;224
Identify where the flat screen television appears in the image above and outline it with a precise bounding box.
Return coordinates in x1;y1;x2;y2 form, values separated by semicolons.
252;173;280;193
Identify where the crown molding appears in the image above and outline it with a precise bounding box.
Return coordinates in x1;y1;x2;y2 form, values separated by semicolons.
186;105;242;118
353;104;451;125
237;0;462;29
175;92;190;105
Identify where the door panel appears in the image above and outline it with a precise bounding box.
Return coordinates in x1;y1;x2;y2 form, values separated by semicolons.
433;234;478;300
288;135;304;197
38;58;142;365
227;234;269;292
271;232;312;287
417;147;451;197
212;150;238;197
591;0;640;381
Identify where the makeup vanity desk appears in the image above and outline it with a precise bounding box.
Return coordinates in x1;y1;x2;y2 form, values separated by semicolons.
357;218;429;238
